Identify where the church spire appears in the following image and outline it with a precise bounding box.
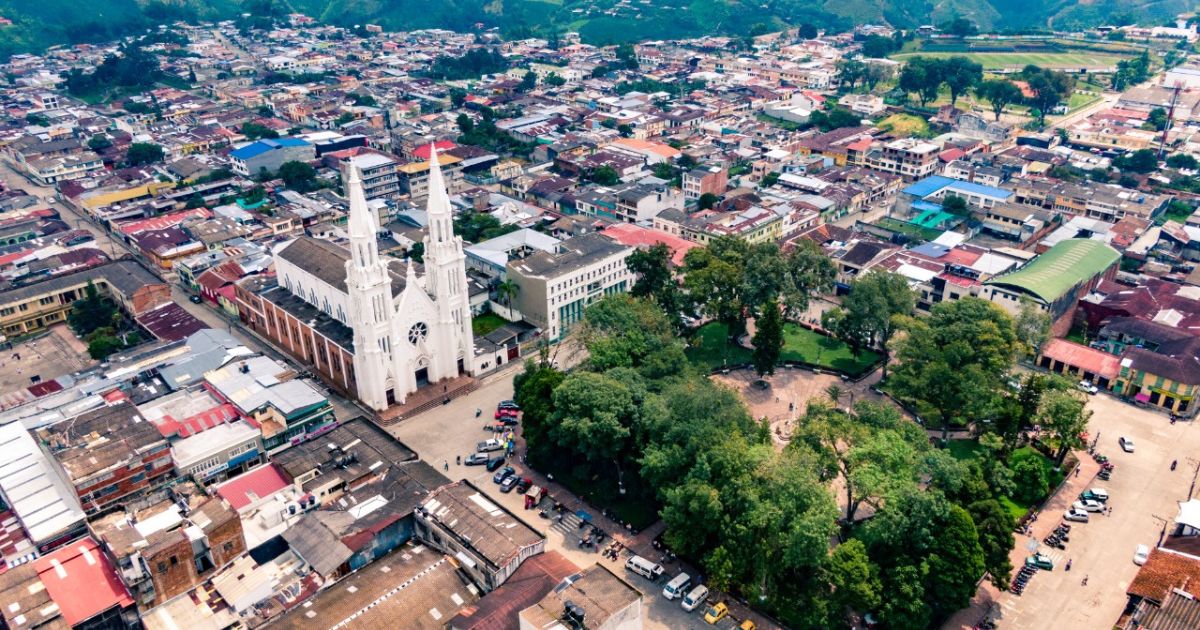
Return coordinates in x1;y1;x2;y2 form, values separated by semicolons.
346;164;380;269
426;143;454;245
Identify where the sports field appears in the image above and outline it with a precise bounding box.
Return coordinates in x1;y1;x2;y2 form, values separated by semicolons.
891;51;1127;71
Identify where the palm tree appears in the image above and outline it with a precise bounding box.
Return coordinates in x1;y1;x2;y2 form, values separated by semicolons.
496;279;520;320
825;384;843;405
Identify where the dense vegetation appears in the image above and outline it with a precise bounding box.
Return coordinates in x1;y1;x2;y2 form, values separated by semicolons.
2;0;1190;60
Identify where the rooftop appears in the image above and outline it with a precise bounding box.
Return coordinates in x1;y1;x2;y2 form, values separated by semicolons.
0;422;86;545
984;239;1120;304
517;563;642;630
419;481;544;573
272;543;479;630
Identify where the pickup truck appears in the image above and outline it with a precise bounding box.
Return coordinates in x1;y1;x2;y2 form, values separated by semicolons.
476;438;504;453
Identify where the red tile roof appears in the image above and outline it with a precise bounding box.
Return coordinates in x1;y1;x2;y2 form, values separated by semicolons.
601;223;699;266
152;402;241;439
412;141;457;159
33;537;133;626
216;464;292;511
1128;548;1200;603
1040;338;1122;380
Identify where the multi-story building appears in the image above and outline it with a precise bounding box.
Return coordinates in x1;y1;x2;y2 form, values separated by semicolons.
865;138;941;181
37;402;175;516
518;563;644;630
203;355;335;451
342;152;400;200
23;153;105;185
507;233;633;340
229;138;314;177
397;153;464;199
1011;179;1170;223
0;537;139;629
0;260;170;338
682;165;728;201
574;183;683;223
92;491;246;609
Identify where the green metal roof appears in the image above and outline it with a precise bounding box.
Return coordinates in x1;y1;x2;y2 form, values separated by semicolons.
984;239;1120;304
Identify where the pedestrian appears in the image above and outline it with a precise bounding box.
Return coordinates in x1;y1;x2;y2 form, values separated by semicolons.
443;460;449;471
1082;575;1088;586
456;455;461;465
1066;559;1072;571
1075;467;1080;478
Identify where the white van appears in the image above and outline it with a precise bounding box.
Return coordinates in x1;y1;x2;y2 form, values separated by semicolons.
662;572;691;600
681;584;709;612
625;555;665;580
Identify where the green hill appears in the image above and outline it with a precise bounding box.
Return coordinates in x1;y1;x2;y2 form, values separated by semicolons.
0;0;1191;60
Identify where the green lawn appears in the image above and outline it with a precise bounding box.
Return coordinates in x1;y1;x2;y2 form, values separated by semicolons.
780;324;880;375
472;312;508;336
686;322;752;369
686;322;879;376
877;113;932;139
948;441;1063;521
891;51;1127;71
876;217;943;242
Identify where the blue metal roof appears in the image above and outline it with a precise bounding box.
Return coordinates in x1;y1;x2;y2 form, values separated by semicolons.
945;179;1014;200
230;137;310;160
902;175;954;198
911;199;943;213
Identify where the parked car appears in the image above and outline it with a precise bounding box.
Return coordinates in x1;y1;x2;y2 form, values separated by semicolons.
1026;554;1055;570
1120;436;1135;452
681;584;709;612
464;453;489;466
740;621;757;630
1080;488;1109;503
515;477;533;493
499;475;519;492
476;439;503;453
189;294;203;304
498;400;521;410
1077;380;1099;395
485;457;506;471
495;408;519;419
493;466;516;483
1134;544;1150;565
497;416;519;427
1073;499;1104;513
1064;508;1090;522
704;602;729;625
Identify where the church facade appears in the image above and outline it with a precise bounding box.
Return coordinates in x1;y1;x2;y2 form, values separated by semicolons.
255;147;477;411
343;147;476;410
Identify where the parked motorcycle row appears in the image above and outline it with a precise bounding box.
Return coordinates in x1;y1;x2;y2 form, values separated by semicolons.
1010;564;1039;595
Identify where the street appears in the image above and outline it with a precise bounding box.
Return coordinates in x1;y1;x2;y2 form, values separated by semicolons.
945;394;1200;630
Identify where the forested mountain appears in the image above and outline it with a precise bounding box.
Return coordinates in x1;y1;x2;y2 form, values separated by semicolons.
0;0;1190;60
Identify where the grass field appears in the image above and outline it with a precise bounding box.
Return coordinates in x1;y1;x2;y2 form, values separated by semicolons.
948;442;1063;521
472;312;508;336
892;51;1127;71
686;322;879;376
877;113;932;138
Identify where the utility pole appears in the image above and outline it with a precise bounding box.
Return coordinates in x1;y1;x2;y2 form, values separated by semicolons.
1158;81;1182;159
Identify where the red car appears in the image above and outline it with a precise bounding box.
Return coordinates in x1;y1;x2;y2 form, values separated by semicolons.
495;408;519;419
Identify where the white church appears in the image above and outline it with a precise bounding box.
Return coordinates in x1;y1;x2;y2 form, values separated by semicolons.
271;147;480;411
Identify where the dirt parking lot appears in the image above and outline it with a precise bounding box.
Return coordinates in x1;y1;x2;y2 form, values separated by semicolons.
946;394;1200;629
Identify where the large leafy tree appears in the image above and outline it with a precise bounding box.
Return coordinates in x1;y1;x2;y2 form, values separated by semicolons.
625;243;684;328
125;142;164;166
863;489;985;627
68;281;119;336
941;56;983;107
751;298;783;379
683;236;751;338
1015;298;1052;355
1021;65;1075;125
577;294;687;379
279;160;319;192
792;401;925;524
512;360;564;465
823;539;881;626
968;498;1016;589
899;57;943;107
550;371;638;464
821;270;915;376
889;297;1021;442
1037;388;1093;465
976;79;1023;121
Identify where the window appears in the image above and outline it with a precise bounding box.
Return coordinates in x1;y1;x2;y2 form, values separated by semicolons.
157;561;168;574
